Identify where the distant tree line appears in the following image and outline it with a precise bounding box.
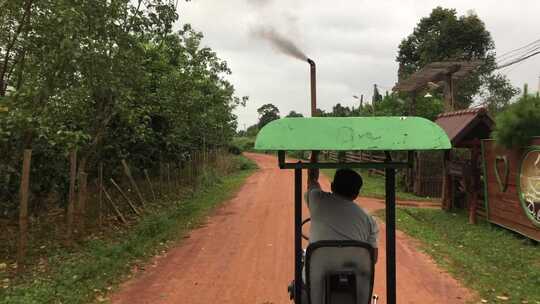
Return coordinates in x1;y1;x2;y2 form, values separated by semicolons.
0;1;244;212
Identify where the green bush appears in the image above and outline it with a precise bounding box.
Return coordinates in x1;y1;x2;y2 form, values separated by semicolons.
493;95;540;148
231;155;258;171
230;137;255;153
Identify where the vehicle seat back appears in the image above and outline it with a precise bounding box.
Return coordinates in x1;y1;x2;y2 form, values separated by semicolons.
305;241;375;304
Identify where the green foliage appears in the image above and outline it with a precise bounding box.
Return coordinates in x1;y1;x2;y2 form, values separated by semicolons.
480;74;521;113
375;208;540;303
0;155;256;304
230;137;256;153
285;110;304;118
493;94;540;148
0;1;245;213
245;124;259;137
397;7;518;109
372;84;382;104
257;103;280;129
322;92;443;121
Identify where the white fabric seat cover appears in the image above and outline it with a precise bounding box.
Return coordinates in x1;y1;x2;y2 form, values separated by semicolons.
306;245;374;304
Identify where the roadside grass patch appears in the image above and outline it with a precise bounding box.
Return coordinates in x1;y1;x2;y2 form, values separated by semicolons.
0;156;257;304
375;208;540;303
322;169;432;201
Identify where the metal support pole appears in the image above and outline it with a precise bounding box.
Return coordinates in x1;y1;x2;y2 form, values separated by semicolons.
385;168;397;304
294;167;303;304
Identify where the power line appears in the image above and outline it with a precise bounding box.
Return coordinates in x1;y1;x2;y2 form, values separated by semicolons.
497;49;540;70
496;38;540;61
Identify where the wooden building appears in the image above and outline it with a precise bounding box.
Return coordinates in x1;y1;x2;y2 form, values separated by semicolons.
434;108;494;223
482;138;540;241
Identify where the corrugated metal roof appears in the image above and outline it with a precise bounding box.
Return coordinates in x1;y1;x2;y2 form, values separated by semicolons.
435;107;494;146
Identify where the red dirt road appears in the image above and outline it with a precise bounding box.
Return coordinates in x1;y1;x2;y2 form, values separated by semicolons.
111;153;474;304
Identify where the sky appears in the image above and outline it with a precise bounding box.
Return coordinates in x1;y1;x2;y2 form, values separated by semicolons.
176;0;540;129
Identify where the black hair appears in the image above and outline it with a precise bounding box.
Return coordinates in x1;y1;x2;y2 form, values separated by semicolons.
331;169;363;199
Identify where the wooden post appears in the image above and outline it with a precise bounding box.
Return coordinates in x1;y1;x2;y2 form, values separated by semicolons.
441;151;452;211
144;169;156;201
98;162;103;227
66;150;77;244
78;172;88;233
469;146;480;224
102;185;127;224
167;163;172;196
188;158;193;185
443;74;455;112
110;178;141;216
17;149;32;266
159;161;164;196
121;159;146;207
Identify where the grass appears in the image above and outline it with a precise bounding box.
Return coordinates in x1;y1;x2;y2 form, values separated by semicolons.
0;155;257;304
322;169;432;201
375;208;540;303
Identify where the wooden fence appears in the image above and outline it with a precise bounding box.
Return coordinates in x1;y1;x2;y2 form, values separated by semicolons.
325;151;386;176
5;148;231;267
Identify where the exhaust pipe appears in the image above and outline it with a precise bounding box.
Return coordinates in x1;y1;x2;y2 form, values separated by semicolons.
307;58;317;117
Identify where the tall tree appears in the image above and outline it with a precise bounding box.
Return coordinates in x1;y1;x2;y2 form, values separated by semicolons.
397;7;517;109
372;84;382;104
257;103;280;129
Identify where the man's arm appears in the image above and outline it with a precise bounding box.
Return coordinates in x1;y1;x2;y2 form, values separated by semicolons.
307;151;320;190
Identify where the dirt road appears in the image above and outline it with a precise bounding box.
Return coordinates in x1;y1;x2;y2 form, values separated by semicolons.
112;153;474;304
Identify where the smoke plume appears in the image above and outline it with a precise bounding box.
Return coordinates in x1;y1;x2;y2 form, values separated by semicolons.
252;26;308;61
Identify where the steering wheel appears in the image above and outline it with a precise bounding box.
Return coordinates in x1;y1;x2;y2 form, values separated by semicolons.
302;217;311;241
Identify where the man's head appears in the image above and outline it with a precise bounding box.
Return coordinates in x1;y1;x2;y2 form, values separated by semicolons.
331;169;363;200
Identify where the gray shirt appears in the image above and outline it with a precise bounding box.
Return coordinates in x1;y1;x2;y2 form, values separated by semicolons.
305;186;379;248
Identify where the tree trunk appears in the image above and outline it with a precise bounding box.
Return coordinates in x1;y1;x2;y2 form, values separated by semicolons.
17;149;32;267
66;150;77;244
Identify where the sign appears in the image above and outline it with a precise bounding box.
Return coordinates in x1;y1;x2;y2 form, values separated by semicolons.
519;149;540;227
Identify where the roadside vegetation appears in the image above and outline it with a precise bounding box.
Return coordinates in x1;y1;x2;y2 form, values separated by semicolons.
376;208;540;303
1;1;248;297
0;155;257;304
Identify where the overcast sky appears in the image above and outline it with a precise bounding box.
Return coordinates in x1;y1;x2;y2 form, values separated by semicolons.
177;0;540;129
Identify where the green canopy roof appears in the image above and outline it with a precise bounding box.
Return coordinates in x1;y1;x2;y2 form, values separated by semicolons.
255;117;451;151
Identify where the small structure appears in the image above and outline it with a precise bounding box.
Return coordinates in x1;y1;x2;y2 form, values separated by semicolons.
482;137;540;241
434;107;494;223
394;61;482;112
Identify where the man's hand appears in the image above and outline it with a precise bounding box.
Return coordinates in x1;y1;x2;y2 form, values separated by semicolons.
308;151;320;189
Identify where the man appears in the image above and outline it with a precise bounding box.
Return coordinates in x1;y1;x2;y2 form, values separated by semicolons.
306;151;379;261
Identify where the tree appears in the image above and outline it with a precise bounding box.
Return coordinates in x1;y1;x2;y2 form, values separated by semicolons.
257;103;280;128
397;7;517;109
286;110;303;118
330;103;352;117
493;94;540;148
246;124;259;137
480;74;520;113
0;1;243;215
372;84;382;104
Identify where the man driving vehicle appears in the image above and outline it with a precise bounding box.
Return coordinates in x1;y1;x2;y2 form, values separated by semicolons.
305;151;379;262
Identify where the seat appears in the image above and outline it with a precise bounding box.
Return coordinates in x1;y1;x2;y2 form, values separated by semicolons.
305;241;375;304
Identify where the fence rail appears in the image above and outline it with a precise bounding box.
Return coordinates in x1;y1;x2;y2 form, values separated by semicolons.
325;151;386;176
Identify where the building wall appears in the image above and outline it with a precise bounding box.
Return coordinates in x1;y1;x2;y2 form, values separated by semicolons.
482;138;540;241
